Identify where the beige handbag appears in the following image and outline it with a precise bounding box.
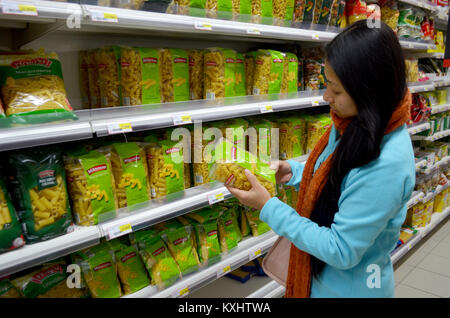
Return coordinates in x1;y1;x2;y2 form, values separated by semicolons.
262;236;291;287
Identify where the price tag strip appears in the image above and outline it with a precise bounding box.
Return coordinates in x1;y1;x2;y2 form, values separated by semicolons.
247;27;261;35
173;286;190;298
107;122;133;135
173;114;192;126
260;105;273;113
207;192;225;205
249;248;262;260
90;10;118;23
1;1;38;15
217;264;232;278
105;222;133;240
194;21;212;31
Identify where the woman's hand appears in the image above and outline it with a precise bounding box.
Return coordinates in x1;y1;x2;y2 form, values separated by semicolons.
225;169;272;210
270;160;293;184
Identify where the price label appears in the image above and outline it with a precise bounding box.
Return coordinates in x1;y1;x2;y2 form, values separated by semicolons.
174;286;190;298
249;248;262;260
312;34;320;40
194;21;212;30
106;223;132;240
217;264;231;278
173;114;192;125
2;1;38;15
247;28;261;35
208;192;225;205
260;105;273;113
107;122;132;135
91;11;118;23
311;100;321;106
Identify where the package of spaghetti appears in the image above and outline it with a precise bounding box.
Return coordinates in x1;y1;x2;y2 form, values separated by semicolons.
6;147;72;244
147;139;185;199
120;47;162;106
115;244;150;295
86;50;101;109
188;49;204;100
251;0;273;24
79;51;91;109
232;0;252;22
0;278;21;298
0;49;76;124
281;52;299;94
234;53;246;97
217;208;242;253
136;229;181;290
0;173;25;254
159;48;189;103
95;46;123;108
64;149;118;226
253;49;284;96
244;207;271;237
204;47;236;100
277;116;306;159
99;142;150;210
244;52;256;96
210;138;277;196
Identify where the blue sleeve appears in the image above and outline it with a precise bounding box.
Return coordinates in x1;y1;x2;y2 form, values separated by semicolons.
285;160;306;191
260;156;414;270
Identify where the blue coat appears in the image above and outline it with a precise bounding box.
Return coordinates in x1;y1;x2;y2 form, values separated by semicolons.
260;124;416;298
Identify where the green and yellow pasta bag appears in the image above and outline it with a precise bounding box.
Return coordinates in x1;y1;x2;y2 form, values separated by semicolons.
273;0;295;26
189;49;204;100
244;51;256;96
210;138;276;197
0;49;76;124
0;173;25;254
232;0;252;22
244;207;271;237
0;278;21;298
217;207;242;253
101;142;150;210
234;53;246;97
115;244;151;295
281;52;299;94
204;47;236;100
136;229;181;290
64;149;118;226
305;114;332;153
95;46;123;108
191;123;213;186
251;0;274;24
276;116;306;159
159;48;189;103
120;47;162;106
7;147;72;244
192;218;221;266
253;49;284;96
147;139;185;199
251;118;273;163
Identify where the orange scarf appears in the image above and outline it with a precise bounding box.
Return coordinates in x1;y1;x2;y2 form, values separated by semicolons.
285;90;412;298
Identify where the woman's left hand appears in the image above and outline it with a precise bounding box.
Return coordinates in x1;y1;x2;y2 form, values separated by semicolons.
225;169;272;210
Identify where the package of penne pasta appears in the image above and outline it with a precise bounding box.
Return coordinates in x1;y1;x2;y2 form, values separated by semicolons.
64;148;118;226
252;49;285;96
281;52;299;94
95;46;123;108
6;147;73;244
204;47;236;100
0;49;77;124
159;48;190;103
0;173;25;254
120;47;162;106
188;49;204;100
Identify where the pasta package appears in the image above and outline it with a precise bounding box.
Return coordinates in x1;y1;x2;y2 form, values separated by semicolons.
115;245;150;295
251;0;273;24
0;173;25;254
7;147;72;244
120;47;162;106
281;52;299;94
251;118;273;163
305;114;332;153
86;50;101;109
217;208;242;253
0;49;76;123
186;206;223;223
233;0;252;22
136;230;181;290
0;278;21;298
253;49;284;96
95;46;123;108
191;123;216;186
159;48;189;103
188;49;204;100
210;138;277;197
147;140;185;199
277;117;306;159
192;218;221;266
64;149;118;226
79;51;91;109
244;52;256;96
204;48;236;100
273;0;288;26
106;142;151;209
244;207;271;237
234;53;246;97
294;0;315;23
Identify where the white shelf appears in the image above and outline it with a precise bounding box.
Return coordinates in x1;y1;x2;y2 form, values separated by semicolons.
408;122;431;135
425;129;450;142
123;230;279;298
431;103;450;115
407;191;425;209
408;81;436;93
417;156;450;175
246;280;285;298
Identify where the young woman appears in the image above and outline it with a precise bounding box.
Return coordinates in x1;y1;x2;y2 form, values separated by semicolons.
227;20;416;298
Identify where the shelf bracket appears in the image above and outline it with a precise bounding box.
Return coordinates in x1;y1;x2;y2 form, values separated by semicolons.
12;19;65;49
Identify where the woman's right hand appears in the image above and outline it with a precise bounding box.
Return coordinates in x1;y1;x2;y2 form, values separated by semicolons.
270;160;293;185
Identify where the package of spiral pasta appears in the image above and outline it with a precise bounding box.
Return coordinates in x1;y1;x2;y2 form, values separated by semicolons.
204;48;236;100
251;0;273;24
188;49;204;100
234;53;246;97
95;46;123;108
159;48;190;103
252;49;284;96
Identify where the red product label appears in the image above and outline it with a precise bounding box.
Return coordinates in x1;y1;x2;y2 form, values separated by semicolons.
207;230;217;237
174;57;187;64
123;155;140;164
189;60;195;66
121;62;130;67
225;220;233;226
30;264;63;284
147;154;153;160
225;174;235;185
121;252;137;263
38;170;55;179
226;58;235;64
11;58;52;69
143;57;158;64
273;59;283;63
87;164;107;175
173;237;188;246
206;61;217;66
256;60;263;65
97;64;106;69
280;129;287;133
235;59;243;64
94;262;112;272
152;247;166;256
289;58;297;62
165;147;180;155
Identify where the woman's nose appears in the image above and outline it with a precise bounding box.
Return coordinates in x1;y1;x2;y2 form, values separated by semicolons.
323;89;333;104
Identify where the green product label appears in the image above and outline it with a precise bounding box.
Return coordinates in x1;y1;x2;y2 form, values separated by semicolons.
165;226;199;274
240;0;251;15
261;0;273;18
115;245;150;294
85;250;121;298
219;48;236;97
285;0;295;23
170;49;189;102
218;0;233;20
234;53;246;97
113;142;149;208
20;263;67;298
161;140;185;195
80;151;115;224
0;57;63;85
189;0;207;17
286;53;298;93
268;50;284;94
139;48;161;104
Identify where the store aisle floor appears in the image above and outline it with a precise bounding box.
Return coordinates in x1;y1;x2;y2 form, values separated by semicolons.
394;216;450;298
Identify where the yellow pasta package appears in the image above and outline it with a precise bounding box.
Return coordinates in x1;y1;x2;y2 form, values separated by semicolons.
64;148;118;226
191;124;215;186
6;146;73;244
188;49;204;100
204;47;236;100
244;52;256;96
86;50;101;109
275;116;306;159
281;52;299;94
79;51;91;109
253;49;284;95
159;48;190;103
95;46;123;108
0;49;77;124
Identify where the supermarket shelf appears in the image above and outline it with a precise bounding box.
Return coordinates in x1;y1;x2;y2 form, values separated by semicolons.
400;39;436;51
398;0;437;12
0;0;81;23
407;191;425;209
246;280;285;298
123;230;279;298
0;225;101;277
413;128;450;142
432;76;450;88
407;122;431;135
431;103;450;114
391;205;450;265
407;81;436;93
417;156;450;175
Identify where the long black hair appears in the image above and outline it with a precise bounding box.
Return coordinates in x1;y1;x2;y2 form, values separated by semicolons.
309;20;408;277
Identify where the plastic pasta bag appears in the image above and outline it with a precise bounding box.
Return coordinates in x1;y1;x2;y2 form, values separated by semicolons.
250;118;273;163
115;245;150;295
64;149;118;226
234;53;246;97
281;52;299;94
317;0;334;25
86;50;101;109
120;47;162;106
244;207;271;236
7;147;72;244
244;52;256;96
277;117;306;159
273;0;288;26
79;51;91;109
188;49;204;100
217;208;242;253
232;0;252;22
204;48;236;100
159;48;189;103
95;46;123;108
251;0;273;24
191;123;216;186
0;173;25;254
253;49;284;96
0;49;76;124
305;114;332;153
